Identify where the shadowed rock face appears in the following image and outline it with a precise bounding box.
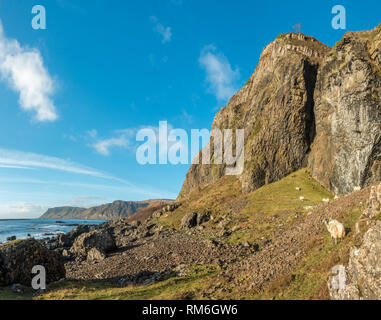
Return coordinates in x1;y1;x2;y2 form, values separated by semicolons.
0;239;65;286
179;33;330;197
308;26;381;195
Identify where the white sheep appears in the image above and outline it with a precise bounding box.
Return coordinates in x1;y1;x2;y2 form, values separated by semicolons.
296;187;301;191
323;218;345;244
299;196;305;201
322;198;330;203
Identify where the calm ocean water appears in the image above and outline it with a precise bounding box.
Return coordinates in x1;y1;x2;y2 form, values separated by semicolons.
0;219;106;244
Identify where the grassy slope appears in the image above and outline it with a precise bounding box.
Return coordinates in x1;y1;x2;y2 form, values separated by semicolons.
1;169;371;300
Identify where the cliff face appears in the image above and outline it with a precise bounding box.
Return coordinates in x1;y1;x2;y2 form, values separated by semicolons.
309;25;381;194
78;200;151;220
179;33;330;197
40;200;158;220
40;207;86;219
179;25;381;198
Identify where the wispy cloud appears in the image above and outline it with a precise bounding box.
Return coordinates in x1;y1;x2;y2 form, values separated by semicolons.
0;164;33;169
0;148;126;183
88;129;133;156
0;21;58;122
199;45;240;102
88;123;181;158
92;136;130;156
150;16;172;44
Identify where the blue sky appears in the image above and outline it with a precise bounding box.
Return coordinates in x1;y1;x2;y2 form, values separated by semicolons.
0;0;379;218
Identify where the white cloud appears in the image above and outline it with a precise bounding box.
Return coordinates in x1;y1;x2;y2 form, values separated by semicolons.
0;202;47;219
92;136;129;156
0;164;32;169
150;16;172;44
199;45;240;102
89;123;179;157
0;147;126;183
0;21;57;121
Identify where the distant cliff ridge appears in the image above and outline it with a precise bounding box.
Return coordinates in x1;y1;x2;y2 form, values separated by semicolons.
40;199;172;220
40;207;87;219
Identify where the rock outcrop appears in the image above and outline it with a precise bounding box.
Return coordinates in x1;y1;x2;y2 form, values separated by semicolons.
329;221;381;300
70;230;116;259
179;33;330;197
179;25;381;198
309;25;381;194
0;239;65;286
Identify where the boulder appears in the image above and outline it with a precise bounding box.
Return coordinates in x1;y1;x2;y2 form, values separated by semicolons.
180;212;198;229
197;211;211;225
57;224;94;248
87;248;106;263
0;239;65;286
70;229;116;258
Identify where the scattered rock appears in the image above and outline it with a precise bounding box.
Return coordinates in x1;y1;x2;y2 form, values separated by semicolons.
118;270;170;287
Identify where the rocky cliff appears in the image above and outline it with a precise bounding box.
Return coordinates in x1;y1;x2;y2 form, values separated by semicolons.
309;25;381;194
40;200;169;220
179;25;381;198
40;207;86;219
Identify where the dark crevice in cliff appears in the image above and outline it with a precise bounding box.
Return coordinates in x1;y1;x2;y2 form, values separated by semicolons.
302;60;319;154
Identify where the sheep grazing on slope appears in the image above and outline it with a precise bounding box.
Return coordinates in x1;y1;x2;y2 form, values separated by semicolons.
323;218;345;244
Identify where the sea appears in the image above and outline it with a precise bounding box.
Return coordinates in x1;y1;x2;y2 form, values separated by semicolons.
0;219;106;244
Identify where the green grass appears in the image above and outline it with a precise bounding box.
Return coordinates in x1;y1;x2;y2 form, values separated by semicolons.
244;169;332;214
0;287;34;300
228;169;333;244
